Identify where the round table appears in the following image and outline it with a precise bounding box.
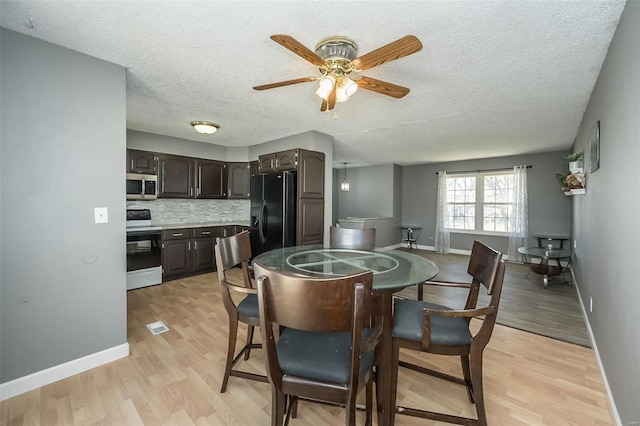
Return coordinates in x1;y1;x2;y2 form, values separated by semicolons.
518;246;571;288
252;245;438;425
252;245;438;291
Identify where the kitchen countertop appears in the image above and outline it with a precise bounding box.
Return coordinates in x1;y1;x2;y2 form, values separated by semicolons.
156;221;250;230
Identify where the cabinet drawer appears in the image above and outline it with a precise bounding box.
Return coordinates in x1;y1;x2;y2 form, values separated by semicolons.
162;229;192;240
194;227;224;238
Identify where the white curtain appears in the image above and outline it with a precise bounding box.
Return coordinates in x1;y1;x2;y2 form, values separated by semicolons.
507;165;529;262
434;171;450;253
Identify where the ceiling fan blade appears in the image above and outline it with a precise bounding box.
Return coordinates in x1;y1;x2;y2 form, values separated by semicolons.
327;88;337;110
352;35;423;71
320;89;337;112
270;34;326;67
253;77;316;91
357;76;410;98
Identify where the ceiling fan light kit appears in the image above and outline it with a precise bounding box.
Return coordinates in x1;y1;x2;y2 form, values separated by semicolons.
191;121;219;135
253;34;423;112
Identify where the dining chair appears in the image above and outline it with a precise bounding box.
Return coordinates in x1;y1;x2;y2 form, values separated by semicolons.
214;230;268;392
390;241;505;426
253;263;382;426
329;226;376;250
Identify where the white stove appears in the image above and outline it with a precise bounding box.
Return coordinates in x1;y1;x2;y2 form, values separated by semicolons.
126;209;162;290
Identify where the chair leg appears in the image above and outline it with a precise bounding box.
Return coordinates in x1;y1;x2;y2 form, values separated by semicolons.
272;388;286;426
460;355;474;403
221;317;239;393
470;348;487;426
364;376;373;426
389;338;401;423
244;325;255;360
417;283;424;301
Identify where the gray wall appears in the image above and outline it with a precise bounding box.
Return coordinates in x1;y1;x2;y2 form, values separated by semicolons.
335;164;402;247
1;29;127;382
570;2;639;423
337;164;395;218
402;151;572;253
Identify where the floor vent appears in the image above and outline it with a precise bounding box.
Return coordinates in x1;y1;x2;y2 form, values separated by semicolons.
146;320;169;335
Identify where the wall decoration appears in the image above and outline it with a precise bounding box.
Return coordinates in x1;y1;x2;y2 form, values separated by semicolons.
590;120;600;172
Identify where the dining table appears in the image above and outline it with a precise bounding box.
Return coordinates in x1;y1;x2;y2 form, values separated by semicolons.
252;245;439;426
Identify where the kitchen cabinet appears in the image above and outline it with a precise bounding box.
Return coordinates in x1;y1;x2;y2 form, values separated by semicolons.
258;149;298;174
249;161;259;178
298;198;324;245
227;162;250;199
298;149;325;198
192;227;224;272
127;149;157;174
196;159;227;199
157;154;194;198
162;226;242;281
162;229;193;279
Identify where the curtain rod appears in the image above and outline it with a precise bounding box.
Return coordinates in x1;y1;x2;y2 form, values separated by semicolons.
435;165;532;175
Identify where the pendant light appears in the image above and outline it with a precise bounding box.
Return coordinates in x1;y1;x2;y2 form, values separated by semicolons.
340;162;350;192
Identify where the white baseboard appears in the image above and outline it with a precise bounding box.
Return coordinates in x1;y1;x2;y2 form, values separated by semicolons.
0;343;129;402
571;269;622;426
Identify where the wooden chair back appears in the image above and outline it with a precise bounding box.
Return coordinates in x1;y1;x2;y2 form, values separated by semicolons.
463;240;502;311
329;226;376;250
215;230;253;289
254;263;373;333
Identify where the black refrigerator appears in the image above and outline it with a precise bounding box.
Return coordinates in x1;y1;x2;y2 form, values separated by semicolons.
250;171;297;257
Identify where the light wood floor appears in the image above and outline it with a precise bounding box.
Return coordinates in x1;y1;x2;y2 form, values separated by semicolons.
1;269;614;425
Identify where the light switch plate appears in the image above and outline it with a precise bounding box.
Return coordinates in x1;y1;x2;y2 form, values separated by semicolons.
94;207;108;224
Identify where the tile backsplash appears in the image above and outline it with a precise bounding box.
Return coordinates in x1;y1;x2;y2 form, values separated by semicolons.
127;199;250;225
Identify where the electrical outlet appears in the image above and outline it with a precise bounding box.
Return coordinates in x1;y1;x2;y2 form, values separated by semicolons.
94;207;108;224
590;297;593;313
159;204;165;212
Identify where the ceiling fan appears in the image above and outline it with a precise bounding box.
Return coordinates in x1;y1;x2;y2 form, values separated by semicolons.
253;34;423;112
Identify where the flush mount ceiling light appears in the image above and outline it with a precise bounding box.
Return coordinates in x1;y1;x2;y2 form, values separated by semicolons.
191;121;219;135
341;162;350;192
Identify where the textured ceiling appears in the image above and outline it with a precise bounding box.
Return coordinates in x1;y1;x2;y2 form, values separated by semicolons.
0;1;626;166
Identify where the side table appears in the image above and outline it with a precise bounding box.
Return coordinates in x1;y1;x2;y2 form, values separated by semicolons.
517;246;572;288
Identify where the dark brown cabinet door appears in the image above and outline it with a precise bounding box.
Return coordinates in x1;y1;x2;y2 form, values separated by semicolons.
249;161;259;178
158;155;194;198
276;149;298;171
258;153;276;174
298;149;325;198
127;149;157;174
196;159;227;198
192;237;215;272
297;198;324;245
162;239;192;279
227;162;250;199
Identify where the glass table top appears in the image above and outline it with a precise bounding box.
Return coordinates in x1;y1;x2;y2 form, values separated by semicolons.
518;246;571;259
252;245;439;291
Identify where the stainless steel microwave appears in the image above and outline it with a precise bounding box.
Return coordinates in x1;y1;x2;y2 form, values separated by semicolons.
126;173;157;200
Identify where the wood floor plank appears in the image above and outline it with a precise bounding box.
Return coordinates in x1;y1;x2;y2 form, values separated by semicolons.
1;256;614;425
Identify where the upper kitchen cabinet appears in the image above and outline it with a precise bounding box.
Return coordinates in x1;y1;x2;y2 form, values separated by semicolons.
157;154;194;198
127;149;157;174
249;161;259;178
298;149;325;198
227;162;250;199
196;159;227;199
258;149;299;174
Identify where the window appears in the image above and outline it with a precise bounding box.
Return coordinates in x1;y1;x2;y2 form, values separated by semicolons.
446;172;515;234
